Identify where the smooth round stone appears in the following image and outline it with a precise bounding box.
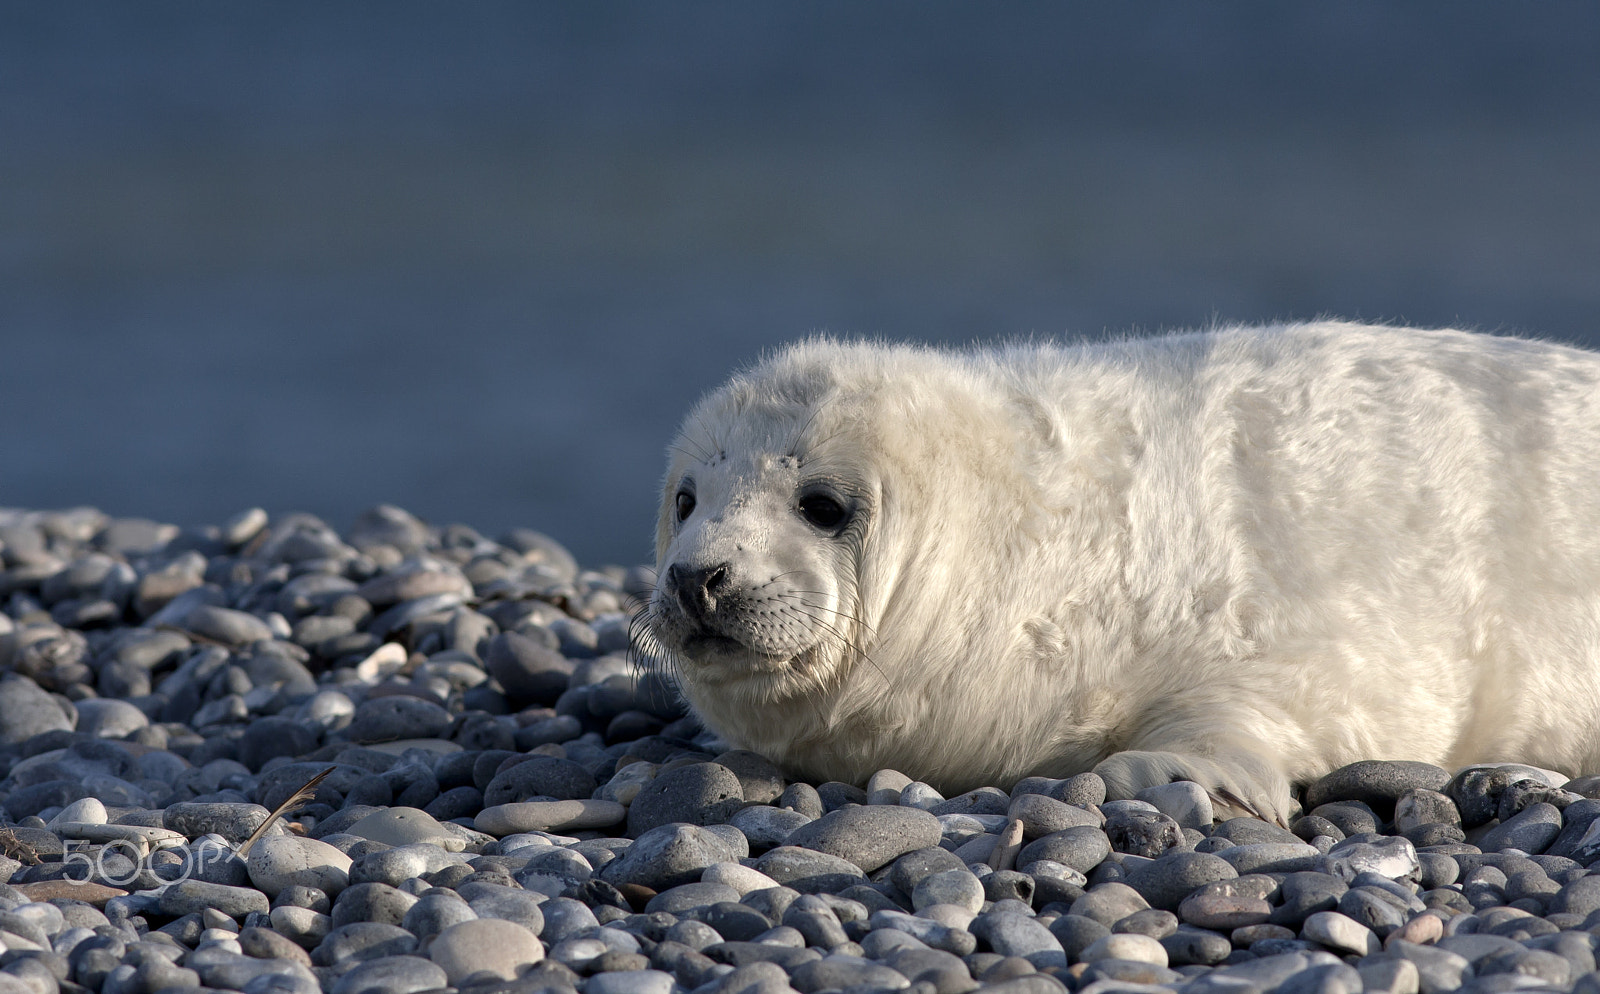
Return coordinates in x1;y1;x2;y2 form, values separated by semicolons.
1104;808;1184;858
0;676;75;743
1123;851;1238;911
1069;883;1151;927
182;604;274;646
270;906;331;947
1548;874;1600;916
345;807;458;849
899;782;946;810
783;805;943;873
476;799;626;836
701;861;781;896
969;912;1066;969
354;844;467;888
728;804;812;849
538;897;600;944
47;796;108;828
160;880;270;919
363;738;462;756
331;882;419;928
330;954;447;994
348;697;452;745
486;631;575;706
1215;843;1323;875
713;750;786;805
932;787;1011;817
1178;887;1272;929
1160;926;1233;967
71;698;149;738
1136;781;1214;832
1079;932;1170;966
1016;826;1113;873
626;762;745;835
1008;793;1102;839
484;756;599;806
1213;817;1302;845
248;835;353;897
867;769;912;805
1477;802;1563;854
1306;761;1452;811
1391;789;1461;834
599;823;749;891
462;883;546;934
300;690;357;730
1301;910;1379;955
755;846;869;893
913;869;985;913
357;568;471;607
1318;836;1419;881
401;891;478;943
583;969;676;994
238;715;319;771
645;881;741;914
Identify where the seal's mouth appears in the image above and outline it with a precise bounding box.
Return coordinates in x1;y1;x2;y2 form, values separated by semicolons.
682;631;747;656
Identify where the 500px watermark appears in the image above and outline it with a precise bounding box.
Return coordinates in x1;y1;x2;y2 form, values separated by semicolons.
58;839;231;888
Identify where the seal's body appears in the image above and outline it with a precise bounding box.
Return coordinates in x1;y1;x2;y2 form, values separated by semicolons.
644;323;1600;821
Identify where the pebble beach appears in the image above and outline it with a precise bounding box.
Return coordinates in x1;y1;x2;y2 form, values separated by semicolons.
2;505;1599;994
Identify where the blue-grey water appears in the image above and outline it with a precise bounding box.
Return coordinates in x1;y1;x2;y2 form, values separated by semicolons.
3;3;1598;566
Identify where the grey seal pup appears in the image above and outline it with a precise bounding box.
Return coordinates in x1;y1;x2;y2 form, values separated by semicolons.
641;322;1600;822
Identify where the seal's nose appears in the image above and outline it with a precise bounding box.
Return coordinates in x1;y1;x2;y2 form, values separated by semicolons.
667;562;732;623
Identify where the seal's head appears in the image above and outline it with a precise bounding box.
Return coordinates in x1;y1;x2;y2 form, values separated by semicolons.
640;339;1079;787
643;345;880;716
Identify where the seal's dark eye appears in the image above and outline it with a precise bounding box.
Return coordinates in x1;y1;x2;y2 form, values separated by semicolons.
675;491;695;522
798;494;847;530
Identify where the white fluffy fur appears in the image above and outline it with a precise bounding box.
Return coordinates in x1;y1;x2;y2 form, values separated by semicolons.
646;322;1600;822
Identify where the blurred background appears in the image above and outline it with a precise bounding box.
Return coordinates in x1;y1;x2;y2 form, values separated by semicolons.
3;2;1597;567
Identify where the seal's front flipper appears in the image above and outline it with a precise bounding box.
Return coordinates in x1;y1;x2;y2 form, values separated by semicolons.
1092;748;1298;828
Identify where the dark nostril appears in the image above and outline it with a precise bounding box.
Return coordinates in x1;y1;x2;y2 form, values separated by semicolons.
667;561;733;621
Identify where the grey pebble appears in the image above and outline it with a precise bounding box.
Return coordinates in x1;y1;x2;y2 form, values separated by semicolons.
600;823;748;891
783;803;942;872
755;846;869;893
1016;826;1113;873
160;879;271;919
1477;801;1563;854
347;696;452;744
0;675;75;743
1122;850;1238;911
728;803;811;849
484;755;599;805
626;762;745;835
329;954;447;994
